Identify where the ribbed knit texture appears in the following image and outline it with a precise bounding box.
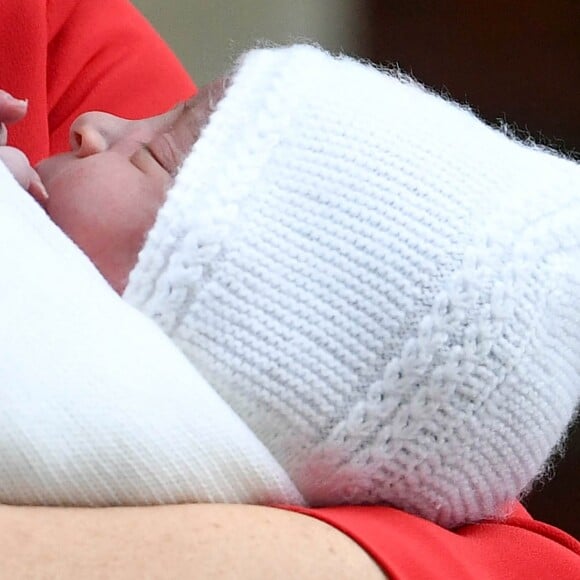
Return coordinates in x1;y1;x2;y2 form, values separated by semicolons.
125;45;580;528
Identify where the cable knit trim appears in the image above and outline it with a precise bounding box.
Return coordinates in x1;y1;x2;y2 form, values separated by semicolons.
307;159;580;527
125;46;321;330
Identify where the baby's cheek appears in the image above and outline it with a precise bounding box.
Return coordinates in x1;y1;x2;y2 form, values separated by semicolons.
82;194;162;294
102;194;165;293
46;170;162;294
41;149;169;294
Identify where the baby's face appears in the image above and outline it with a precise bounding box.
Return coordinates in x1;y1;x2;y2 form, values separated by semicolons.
36;79;226;293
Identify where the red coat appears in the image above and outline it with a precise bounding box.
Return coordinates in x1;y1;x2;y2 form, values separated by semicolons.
1;1;578;577
0;0;195;165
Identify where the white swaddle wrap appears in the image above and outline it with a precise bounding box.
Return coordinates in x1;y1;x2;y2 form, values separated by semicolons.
0;161;302;507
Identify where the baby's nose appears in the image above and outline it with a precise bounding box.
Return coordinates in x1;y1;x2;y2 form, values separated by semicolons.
69;112;131;157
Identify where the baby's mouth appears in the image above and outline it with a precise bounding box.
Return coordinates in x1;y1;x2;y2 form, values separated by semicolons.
35;152;75;194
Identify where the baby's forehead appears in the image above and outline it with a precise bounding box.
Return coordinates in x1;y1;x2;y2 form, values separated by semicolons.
183;95;199;110
162;79;229;161
181;77;230;112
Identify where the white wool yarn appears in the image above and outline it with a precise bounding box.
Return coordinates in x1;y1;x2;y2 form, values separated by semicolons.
125;45;580;528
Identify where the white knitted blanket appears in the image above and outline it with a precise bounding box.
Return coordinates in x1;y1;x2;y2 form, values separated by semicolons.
0;162;303;507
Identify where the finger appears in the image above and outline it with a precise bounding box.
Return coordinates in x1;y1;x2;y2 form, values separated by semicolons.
0;146;49;206
0;146;30;185
0;90;28;125
27;168;50;206
0;123;6;146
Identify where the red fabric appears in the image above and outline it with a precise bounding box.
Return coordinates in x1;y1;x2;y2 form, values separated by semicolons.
0;0;196;165
283;503;580;579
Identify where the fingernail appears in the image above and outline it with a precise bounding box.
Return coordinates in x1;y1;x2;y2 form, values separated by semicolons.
0;90;27;107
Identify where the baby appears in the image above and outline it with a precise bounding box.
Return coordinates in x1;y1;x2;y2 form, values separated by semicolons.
7;45;580;528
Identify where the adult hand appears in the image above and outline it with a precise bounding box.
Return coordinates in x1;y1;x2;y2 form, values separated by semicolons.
0;90;48;204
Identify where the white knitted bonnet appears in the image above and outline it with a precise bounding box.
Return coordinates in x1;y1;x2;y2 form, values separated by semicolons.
125;45;580;528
